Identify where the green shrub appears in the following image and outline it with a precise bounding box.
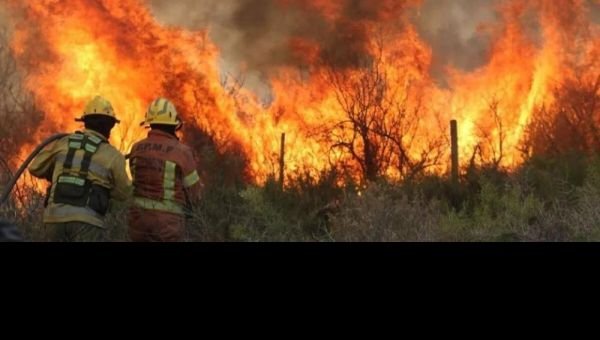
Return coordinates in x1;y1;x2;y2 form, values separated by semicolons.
438;179;544;242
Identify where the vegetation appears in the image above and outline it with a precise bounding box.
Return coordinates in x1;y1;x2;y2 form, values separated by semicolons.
1;26;600;242
3;154;600;242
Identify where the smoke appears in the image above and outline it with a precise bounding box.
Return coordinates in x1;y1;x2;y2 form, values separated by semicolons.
590;0;600;23
412;0;500;85
2;0;598;94
149;0;599;87
148;0;414;71
146;0;408;100
147;0;507;87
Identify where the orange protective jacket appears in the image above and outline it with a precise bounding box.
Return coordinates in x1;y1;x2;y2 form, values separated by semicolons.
128;130;201;241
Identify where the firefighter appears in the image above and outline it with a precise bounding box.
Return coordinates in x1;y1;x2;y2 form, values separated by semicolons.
29;96;131;242
128;98;202;242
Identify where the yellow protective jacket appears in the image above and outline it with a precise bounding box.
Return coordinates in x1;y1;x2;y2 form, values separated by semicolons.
29;129;131;228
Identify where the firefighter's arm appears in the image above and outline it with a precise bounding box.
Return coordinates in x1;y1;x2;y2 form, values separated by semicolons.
182;151;203;202
28;140;59;181
183;168;202;200
110;153;132;202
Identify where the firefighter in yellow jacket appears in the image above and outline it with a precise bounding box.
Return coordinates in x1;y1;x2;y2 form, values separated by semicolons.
29;96;131;242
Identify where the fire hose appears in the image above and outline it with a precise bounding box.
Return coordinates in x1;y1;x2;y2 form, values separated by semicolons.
0;133;69;206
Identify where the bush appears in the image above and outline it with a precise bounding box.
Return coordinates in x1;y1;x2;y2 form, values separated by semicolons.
331;182;443;241
5;153;600;242
532;158;600;241
0;173;46;241
438;179;544;242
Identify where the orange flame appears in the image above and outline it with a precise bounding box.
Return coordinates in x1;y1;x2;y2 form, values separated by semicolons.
2;0;599;184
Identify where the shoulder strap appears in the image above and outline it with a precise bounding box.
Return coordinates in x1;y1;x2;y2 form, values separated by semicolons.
61;132;105;177
80;134;104;178
63;132;85;171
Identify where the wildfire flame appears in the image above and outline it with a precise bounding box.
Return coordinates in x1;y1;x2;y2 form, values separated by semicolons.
1;0;599;183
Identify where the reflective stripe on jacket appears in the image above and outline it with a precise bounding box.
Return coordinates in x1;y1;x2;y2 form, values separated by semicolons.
29;129;131;227
129;130;201;216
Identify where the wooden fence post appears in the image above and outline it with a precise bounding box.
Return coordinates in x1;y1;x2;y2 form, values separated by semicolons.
279;133;285;191
451;120;459;185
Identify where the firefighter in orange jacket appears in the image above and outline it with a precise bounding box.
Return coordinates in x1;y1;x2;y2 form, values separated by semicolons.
29;96;131;241
128;98;202;242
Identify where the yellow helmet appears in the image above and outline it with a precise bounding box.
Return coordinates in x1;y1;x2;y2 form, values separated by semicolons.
76;96;120;123
141;98;182;127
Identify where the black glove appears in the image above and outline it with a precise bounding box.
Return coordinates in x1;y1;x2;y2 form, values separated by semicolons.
0;219;24;242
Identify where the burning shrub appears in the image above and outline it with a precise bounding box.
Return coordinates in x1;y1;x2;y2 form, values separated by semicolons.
525;76;600;158
0;28;44;168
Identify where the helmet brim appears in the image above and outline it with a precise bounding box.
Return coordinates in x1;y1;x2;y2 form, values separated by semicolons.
76;115;120;124
151;122;181;126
